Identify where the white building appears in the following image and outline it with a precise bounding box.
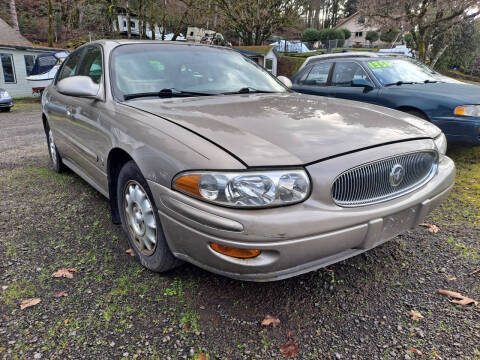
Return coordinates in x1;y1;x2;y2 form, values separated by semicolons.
0;17;65;97
186;27;217;42
335;12;385;47
234;46;280;76
113;8;161;38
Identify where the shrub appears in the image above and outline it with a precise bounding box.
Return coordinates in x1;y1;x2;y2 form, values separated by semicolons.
319;28;345;47
302;28;321;42
340;28;351;40
366;31;379;44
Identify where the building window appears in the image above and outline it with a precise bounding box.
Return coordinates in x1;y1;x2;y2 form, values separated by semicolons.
190;31;194;36
265;58;273;72
24;55;35;76
123;20;127;27
130;21;135;28
355;31;363;37
0;53;16;83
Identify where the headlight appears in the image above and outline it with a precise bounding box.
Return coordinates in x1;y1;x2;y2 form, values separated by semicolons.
454;105;480;117
0;90;9;99
173;170;310;208
434;133;447;157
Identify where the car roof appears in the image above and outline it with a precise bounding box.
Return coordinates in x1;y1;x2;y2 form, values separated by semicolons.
87;39;231;51
298;51;379;70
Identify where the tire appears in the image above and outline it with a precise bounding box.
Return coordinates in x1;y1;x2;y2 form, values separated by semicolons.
117;160;181;272
403;109;429;121
0;107;11;112
46;124;65;173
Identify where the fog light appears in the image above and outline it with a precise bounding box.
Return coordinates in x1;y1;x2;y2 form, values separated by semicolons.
210;243;261;259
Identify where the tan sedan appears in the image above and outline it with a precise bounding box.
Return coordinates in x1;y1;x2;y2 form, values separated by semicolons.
41;40;455;281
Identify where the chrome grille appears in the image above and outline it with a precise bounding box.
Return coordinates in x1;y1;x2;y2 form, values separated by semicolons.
332;151;438;207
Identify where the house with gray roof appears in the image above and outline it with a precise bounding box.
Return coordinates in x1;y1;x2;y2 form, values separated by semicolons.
0;17;65;97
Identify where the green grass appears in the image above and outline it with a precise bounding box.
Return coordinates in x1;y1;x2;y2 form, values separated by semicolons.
430;145;480;226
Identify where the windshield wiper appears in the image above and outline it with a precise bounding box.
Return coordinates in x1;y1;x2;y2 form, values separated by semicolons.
123;88;216;101
222;87;276;95
423;79;443;84
384;81;419;87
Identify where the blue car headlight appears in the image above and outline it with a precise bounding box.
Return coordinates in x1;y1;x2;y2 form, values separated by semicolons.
454;105;480;117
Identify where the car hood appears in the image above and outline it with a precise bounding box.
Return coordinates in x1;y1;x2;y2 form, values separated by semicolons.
385;82;480;104
126;93;441;166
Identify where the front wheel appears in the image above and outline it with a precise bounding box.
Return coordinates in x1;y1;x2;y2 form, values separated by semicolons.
117;160;181;272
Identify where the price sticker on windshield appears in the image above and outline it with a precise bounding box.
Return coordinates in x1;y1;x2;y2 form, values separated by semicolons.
368;61;392;69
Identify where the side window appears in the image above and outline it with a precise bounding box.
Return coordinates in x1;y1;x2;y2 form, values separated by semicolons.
300;63;332;86
57;49;83;83
77;46;103;84
0;53;16;83
331;62;369;87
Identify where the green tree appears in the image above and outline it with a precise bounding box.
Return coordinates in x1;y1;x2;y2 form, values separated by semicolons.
340;28;351;40
365;30;378;45
302;28;321;42
214;0;307;45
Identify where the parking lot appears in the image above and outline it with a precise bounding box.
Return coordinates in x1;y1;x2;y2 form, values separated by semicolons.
0;101;479;359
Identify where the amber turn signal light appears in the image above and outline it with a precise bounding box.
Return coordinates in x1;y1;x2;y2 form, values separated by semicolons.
454;106;467;116
173;174;202;197
210;243;261;259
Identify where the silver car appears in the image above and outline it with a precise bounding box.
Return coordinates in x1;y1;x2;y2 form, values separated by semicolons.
42;40;455;281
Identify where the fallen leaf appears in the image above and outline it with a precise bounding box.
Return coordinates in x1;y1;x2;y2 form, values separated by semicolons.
261;315;280;328
52;291;68;298
1;285;8;291
195;354;207;360
408;310;424;321
287;330;294;337
447;276;457;281
64;318;69;325
419;223;439;233
408;347;423;356
434;354;443;360
52;268;77;279
437;289;479;307
126;248;135;257
20;298;41;310
280;341;299;358
469;268;480;276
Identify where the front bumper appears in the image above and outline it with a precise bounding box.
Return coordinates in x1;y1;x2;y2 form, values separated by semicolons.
148;140;456;281
0;97;13;108
432;116;480;145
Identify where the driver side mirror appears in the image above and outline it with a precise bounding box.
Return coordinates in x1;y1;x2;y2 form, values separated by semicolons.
277;75;293;89
57;76;101;98
351;78;374;90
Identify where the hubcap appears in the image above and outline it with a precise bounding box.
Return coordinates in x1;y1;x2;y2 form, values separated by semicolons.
48;130;57;166
123;181;157;256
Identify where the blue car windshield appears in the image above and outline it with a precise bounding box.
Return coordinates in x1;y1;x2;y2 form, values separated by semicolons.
365;59;438;85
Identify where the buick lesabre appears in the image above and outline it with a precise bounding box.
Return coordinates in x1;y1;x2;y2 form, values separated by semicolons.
41;40;455;281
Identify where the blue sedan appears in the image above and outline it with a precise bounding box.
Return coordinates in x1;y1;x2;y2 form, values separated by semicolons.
291;56;480;145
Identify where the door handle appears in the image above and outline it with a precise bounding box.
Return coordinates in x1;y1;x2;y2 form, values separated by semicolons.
66;106;74;120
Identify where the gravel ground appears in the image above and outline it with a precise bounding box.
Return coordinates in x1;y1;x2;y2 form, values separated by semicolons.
0;103;479;360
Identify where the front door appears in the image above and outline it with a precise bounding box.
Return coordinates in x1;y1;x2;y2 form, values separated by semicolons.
329;61;381;104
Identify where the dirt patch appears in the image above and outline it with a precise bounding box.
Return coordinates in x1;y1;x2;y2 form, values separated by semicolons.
1;108;479;359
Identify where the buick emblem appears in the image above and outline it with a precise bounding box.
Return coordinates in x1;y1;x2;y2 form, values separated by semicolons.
389;164;405;187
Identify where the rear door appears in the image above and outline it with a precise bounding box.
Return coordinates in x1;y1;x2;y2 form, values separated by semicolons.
292;62;334;97
329;61;381;104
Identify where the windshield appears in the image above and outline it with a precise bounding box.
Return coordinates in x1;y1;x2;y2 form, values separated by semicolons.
111;44;287;100
365;59;439;85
